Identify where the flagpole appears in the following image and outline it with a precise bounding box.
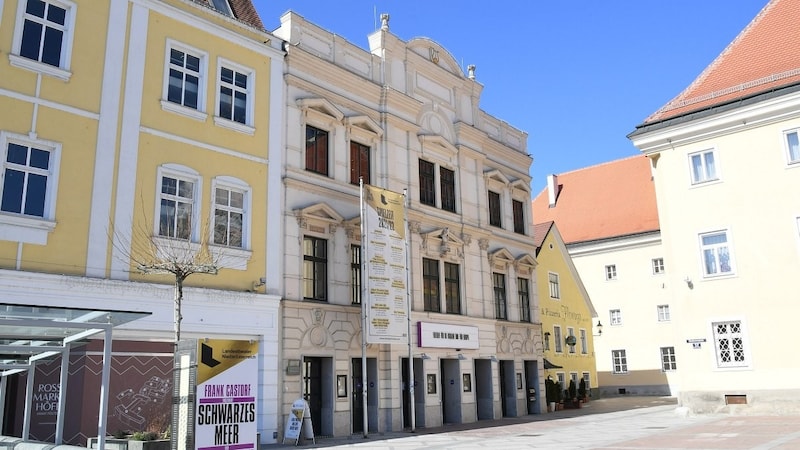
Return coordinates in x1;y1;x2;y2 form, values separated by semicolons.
359;178;369;438
404;189;416;432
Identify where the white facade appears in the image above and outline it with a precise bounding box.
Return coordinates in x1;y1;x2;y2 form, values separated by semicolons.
271;12;541;437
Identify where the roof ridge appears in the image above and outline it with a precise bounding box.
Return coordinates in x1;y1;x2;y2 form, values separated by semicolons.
556;154;644;177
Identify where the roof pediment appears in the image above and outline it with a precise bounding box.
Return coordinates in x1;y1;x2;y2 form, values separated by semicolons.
488;248;514;263
407;38;463;77
346;115;383;137
294;202;344;224
484;169;510;186
516;254;537;268
297;98;344;121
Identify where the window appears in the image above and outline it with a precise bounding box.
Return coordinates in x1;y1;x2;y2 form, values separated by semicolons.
444;262;461;315
209;0;232;16
422;257;440;312
11;0;76;79
518;278;531;323
689;149;718;184
657;305;670;322
158;173;197;240
350;141;370;185
652;258;665;274
213;185;244;248
216;61;253;128
580;329;587;354
440;167;456;212
548;272;560;299
512;199;525;234
700;230;735;276
303;236;327;301
582;372;591;391
660;347;677;371
351;245;362;305
493;272;507;320
418;159;436;206
556;372;565;388
488;190;501;227
609;309;622;326
570;372;579;387
1;139;53;219
305;125;329;176
612;350;627;374
785;130;800;164
605;264;617;280
553;325;563;353
567;327;576;354
544;333;550;351
713;320;747;368
166;46;203;110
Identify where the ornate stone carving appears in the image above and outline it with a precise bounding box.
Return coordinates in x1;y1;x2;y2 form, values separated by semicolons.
478;238;489;251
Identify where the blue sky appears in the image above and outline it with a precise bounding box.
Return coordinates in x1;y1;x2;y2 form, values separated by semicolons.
254;1;768;193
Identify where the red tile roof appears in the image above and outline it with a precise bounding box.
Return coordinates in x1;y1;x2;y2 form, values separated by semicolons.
532;221;554;252
645;0;798;123
532;156;659;244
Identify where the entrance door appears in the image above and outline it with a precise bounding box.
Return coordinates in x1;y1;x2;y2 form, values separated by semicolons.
401;357;425;429
474;359;493;420
498;360;516;417
303;357;333;436
351;358;378;433
524;360;540;414
440;359;462;424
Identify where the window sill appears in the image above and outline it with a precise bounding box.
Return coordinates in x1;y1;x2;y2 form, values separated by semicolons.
8;54;71;81
150;236;251;271
0;213;56;245
209;244;252;271
160;100;207;121
214;116;255;135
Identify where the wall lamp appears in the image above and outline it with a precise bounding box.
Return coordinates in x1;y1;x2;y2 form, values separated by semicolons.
594;321;603;336
684;277;694;289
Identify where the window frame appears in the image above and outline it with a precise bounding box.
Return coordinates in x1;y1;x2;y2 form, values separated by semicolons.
699;229;736;278
612;349;628;374
518;277;531;323
605;264;617;281
349;140;371;186
351;244;362;305
444;261;461;315
784;129;800;165
548;272;560;299
652;257;665;275
155;165;201;241
688;149;719;185
488;190;502;227
657;304;670;322
210;176;250;250
422;257;441;313
660;346;677;371
439;166;456;212
161;40;208;121
418;158;457;213
493;272;507;320
609;309;622;326
214;57;255;133
418;159;436;206
303;235;328;302
512;198;525;234
567;327;576;354
553;325;563;353
579;329;587;354
712;320;749;369
305;124;330;176
10;0;77;80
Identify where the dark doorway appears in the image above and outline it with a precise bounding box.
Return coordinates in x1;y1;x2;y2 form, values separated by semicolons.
351;357;378;434
303;356;333;437
440;359;462;424
401;357;425;429
474;359;494;420
498;360;516;417
524;360;540;414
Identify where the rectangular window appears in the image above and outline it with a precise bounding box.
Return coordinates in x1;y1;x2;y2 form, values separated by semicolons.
700;230;735;276
544;332;550;351
518;278;531;323
548;272;560;299
582;372;591;391
350;141;370;185
553;325;563;353
512;199;525;234
422;257;440;312
605;264;617;280
168;47;202;109
567;327;576;354
1;141;52;218
660;346;677;371
713;320;747;368
580;329;587;354
351;245;362;305
657;305;670;322
305;125;329;176
556;372;565;388
690;149;718;184
303;236;327;301
612;350;627;374
444;262;461;314
440;167;456;212
493;272;507;320
218;64;250;125
213;186;244;247
785;130;800;164
610;309;622;326
158;175;195;240
652;258;665;274
488;190;501;227
17;0;72;68
419;159;436;206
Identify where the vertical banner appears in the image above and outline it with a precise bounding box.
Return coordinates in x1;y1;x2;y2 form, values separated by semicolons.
195;339;258;450
362;185;409;344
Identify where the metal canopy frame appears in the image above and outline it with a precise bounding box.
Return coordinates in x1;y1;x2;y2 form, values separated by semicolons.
0;303;150;447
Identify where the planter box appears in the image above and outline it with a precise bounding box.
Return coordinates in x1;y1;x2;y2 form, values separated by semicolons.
88;437;170;450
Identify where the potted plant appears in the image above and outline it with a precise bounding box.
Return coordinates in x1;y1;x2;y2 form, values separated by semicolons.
545;378;557;412
568;379;580;408
578;378;587;402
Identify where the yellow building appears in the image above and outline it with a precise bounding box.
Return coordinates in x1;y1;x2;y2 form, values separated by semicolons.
0;0;283;445
534;221;598;400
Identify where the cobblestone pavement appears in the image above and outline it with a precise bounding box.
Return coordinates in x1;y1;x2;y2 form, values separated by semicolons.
267;396;800;449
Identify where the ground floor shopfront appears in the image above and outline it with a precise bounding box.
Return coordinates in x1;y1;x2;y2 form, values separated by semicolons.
280;303;545;439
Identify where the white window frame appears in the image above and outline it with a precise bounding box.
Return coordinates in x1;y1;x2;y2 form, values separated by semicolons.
214;57;255;134
605;264;617;281
567;327;576;354
783;129;800;165
657;304;670;322
652;257;665;275
609;309;622;326
582;372;591;391
154;164;202;242
9;0;77;80
556;372;565;388
208;176;252;270
660;346;677;371
553;325;563;353
712;319;750;369
688;149;719;185
579;329;587;354
548;271;560;299
161;39;208;121
699;229;736;278
611;349;627;374
0;131;60;244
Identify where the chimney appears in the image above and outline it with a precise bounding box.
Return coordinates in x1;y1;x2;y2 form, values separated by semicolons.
547;174;559;207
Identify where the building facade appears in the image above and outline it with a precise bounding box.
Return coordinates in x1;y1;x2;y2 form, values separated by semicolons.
0;0;284;444
629;0;800;414
271;12;541;438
